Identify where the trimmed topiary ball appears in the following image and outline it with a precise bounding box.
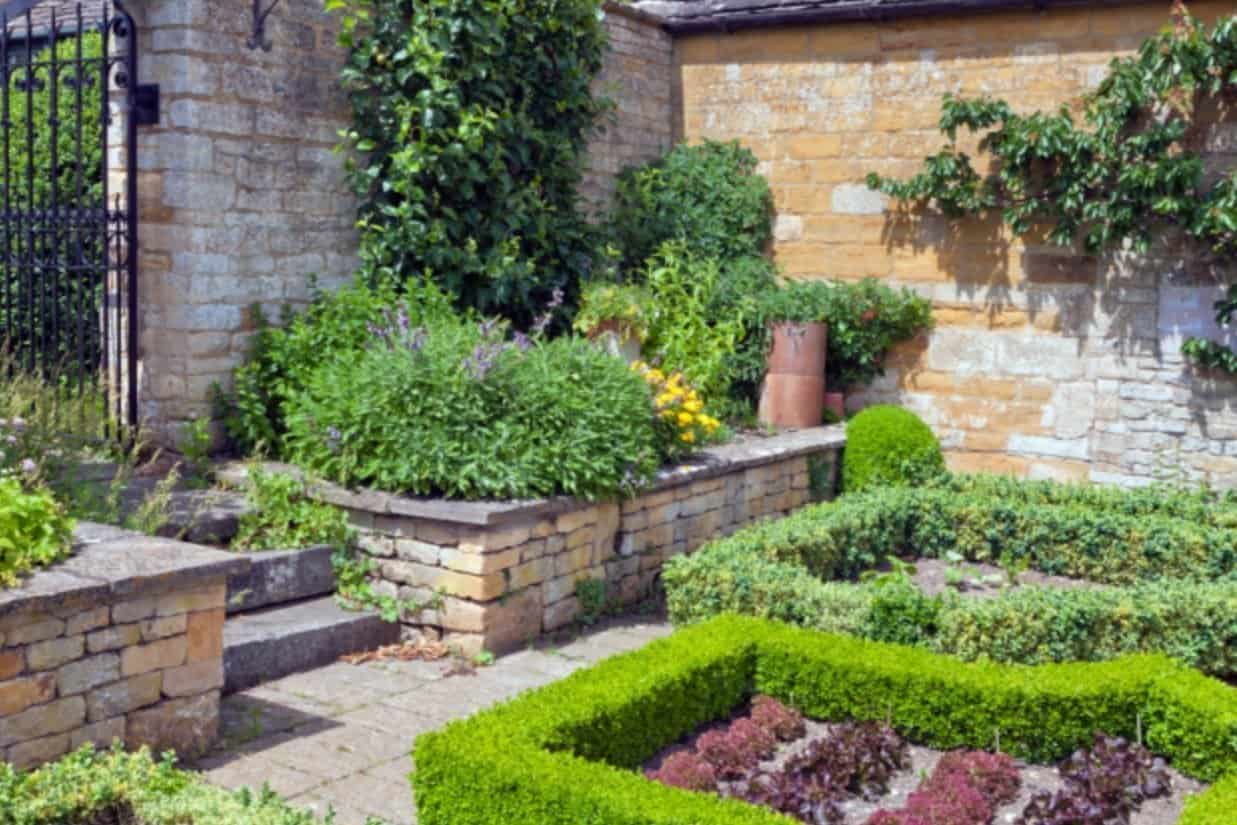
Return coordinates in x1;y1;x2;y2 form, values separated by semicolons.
843;405;945;492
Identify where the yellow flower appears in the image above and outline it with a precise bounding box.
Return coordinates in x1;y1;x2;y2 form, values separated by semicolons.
677;412;694;426
660;409;677;420
680;431;695;443
655;393;674;408
648;369;665;383
683;399;703;413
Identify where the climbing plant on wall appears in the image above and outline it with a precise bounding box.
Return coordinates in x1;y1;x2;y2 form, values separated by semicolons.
328;0;610;328
867;3;1237;372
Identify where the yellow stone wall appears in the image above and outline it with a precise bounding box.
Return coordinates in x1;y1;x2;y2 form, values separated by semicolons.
674;1;1237;487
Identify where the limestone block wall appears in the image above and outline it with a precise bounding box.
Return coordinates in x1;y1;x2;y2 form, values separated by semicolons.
671;1;1237;488
0;525;241;769
580;4;675;213
124;0;359;442
297;428;843;655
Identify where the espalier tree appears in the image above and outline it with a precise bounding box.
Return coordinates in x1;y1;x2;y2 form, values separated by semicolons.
868;3;1237;373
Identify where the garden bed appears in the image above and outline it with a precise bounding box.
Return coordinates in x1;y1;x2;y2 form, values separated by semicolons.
663;476;1237;678
412;616;1235;825
219;426;844;654
644;709;1204;825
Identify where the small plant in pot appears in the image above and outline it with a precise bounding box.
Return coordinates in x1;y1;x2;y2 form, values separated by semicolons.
573;281;650;363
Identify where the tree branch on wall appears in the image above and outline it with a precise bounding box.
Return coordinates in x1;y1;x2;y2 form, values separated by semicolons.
867;2;1237;373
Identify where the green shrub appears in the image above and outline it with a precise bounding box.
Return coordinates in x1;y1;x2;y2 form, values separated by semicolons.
935;578;1237;675
230;470;352;551
934;472;1237;528
282;315;659;500
844;406;945;492
0;478;75;587
413;616;1236;825
753;278;934;391
666;485;1237;586
0;744;327;824
641;241;749;404
663;477;1237;676
217;277;455;455
335;0;609;326
609;140;773;274
664;535;1237;677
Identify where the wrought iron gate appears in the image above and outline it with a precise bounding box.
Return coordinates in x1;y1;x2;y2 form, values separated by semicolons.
0;0;154;429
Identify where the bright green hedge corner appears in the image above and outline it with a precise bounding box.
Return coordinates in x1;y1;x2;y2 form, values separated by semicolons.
843;405;944;492
412;616;1236;825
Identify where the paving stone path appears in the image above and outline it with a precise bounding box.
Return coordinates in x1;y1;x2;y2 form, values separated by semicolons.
193;619;674;824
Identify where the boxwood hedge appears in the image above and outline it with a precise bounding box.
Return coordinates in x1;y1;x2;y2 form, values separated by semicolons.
679;485;1237;586
413;616;1236;825
663;479;1237;676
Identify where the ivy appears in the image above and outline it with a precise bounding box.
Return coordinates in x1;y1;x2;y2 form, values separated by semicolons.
327;0;610;328
867;4;1237;372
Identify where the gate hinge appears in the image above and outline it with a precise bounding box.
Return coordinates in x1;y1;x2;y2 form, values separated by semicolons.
134;84;159;126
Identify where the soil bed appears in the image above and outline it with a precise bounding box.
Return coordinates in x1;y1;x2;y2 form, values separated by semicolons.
645;717;1206;825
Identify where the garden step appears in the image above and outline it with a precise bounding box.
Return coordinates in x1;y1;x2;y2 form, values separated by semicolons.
223;597;400;693
225;545;336;614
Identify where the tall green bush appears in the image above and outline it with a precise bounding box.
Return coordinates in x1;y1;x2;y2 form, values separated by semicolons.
331;0;609;327
609;140;773;273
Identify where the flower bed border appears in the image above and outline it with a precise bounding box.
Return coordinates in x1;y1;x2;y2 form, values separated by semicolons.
413;616;1236;825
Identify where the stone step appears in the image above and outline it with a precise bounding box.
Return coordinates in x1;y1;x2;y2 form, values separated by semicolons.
226;545;336;614
223;597;400;693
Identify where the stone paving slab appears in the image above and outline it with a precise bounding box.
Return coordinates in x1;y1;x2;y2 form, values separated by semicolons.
194;618;674;824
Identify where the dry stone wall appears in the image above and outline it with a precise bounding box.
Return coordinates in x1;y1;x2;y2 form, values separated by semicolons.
268;428;843;655
669;0;1237;488
0;524;242;769
125;0;359;443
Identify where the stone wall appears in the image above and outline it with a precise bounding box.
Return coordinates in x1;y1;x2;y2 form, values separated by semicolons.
126;0;359;442
671;1;1237;488
278;427;842;655
580;4;675;213
0;525;242;769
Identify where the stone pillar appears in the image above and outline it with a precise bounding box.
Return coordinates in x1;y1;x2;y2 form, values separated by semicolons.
126;0;359;444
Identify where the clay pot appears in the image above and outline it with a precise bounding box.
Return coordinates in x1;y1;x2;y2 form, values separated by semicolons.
758;321;828;429
588;319;642;363
823;391;846;422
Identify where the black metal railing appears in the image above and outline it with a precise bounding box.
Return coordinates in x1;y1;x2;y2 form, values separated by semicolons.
0;0;138;430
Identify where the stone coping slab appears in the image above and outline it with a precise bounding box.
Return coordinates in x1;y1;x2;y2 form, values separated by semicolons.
0;522;250;619
216;425;846;527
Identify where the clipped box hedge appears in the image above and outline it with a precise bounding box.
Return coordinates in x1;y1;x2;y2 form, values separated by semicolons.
662;478;1237;677
413;616;1236;825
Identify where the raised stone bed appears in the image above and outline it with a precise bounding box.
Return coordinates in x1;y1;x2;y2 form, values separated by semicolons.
224;426;845;654
0;524;247;768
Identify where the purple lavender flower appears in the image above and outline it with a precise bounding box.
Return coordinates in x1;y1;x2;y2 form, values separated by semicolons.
531;288;565;337
326;426;342;454
512;331;531;351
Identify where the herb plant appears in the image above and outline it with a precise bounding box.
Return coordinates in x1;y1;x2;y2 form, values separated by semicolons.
0;476;75;586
